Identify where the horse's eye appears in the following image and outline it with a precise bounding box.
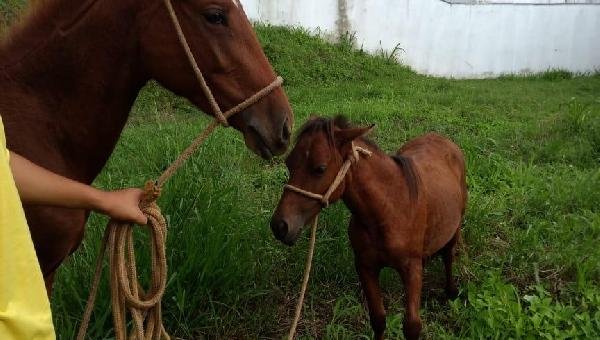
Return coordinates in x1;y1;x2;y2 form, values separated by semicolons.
314;165;327;175
203;10;227;25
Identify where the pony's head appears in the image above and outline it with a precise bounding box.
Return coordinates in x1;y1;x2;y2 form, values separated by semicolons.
271;116;373;245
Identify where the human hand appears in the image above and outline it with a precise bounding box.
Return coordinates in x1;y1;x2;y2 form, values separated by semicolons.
97;188;148;225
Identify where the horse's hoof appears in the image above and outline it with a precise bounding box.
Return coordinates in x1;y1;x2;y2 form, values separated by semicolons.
446;285;459;300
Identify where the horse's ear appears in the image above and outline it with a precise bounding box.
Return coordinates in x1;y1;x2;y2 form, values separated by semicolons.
335;124;375;146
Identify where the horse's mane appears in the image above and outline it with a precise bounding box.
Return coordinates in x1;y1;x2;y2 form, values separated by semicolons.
0;0;92;48
296;115;419;201
1;0;54;42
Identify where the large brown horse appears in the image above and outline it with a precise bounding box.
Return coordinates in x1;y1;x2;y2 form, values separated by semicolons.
271;116;467;340
0;0;293;292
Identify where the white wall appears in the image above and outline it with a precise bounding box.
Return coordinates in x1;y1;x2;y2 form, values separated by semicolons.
241;0;600;78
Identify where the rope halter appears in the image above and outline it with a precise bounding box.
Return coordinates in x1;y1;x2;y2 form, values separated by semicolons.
163;0;284;127
284;142;373;208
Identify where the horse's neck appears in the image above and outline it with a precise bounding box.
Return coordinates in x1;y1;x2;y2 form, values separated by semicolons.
0;0;148;182
342;149;406;225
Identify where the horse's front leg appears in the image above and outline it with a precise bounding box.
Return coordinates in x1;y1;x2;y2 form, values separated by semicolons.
25;205;88;294
350;218;386;340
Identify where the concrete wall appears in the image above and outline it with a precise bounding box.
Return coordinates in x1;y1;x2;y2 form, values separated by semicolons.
241;0;600;78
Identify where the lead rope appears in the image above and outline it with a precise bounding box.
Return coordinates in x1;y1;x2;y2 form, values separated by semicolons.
162;0;227;126
76;0;283;338
286;143;372;339
287;216;318;340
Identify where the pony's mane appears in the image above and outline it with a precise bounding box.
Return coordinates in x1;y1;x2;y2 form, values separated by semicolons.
296;115;419;201
296;116;334;148
391;154;419;201
295;115;378;149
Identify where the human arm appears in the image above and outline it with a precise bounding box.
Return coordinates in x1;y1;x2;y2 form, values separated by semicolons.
9;151;147;225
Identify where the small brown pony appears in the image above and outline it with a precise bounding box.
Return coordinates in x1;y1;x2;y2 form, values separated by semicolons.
271;116;467;340
1;0;293;292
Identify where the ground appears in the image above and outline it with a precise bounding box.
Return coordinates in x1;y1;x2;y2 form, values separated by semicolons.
2;4;600;338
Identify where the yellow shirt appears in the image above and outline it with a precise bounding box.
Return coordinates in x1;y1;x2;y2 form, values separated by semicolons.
0;116;56;339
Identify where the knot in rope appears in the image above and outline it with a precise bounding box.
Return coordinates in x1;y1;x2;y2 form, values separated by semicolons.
351;145;372;164
143;180;162;204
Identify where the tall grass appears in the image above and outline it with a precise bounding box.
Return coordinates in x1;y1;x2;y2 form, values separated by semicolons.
0;0;24;31
1;5;599;337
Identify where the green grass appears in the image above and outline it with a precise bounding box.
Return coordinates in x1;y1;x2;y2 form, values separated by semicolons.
2;5;600;336
0;0;24;31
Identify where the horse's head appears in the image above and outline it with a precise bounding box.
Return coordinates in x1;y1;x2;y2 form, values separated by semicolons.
138;0;292;159
270;117;372;245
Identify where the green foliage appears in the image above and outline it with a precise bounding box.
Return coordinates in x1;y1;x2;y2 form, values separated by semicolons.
445;275;600;339
255;24;410;87
0;0;24;29
324;296;370;339
504;98;600;169
498;69;576;81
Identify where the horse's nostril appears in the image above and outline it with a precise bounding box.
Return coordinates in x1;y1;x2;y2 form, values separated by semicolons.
277;220;288;238
280;117;291;144
271;219;289;240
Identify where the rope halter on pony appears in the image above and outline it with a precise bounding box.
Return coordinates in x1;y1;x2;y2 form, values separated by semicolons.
284;141;373;208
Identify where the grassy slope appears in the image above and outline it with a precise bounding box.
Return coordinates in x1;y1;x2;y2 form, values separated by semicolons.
2;5;599;336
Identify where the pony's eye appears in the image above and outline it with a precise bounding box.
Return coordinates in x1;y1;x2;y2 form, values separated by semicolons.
203;10;227;25
314;165;327;175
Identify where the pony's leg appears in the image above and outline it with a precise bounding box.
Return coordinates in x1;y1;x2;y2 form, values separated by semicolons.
355;259;386;340
441;229;460;299
395;258;423;340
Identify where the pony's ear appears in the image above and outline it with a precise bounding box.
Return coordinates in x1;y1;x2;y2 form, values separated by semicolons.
335;124;375;146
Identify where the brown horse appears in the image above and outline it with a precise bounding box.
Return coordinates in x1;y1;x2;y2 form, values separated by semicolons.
0;0;293;292
271;116;467;340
